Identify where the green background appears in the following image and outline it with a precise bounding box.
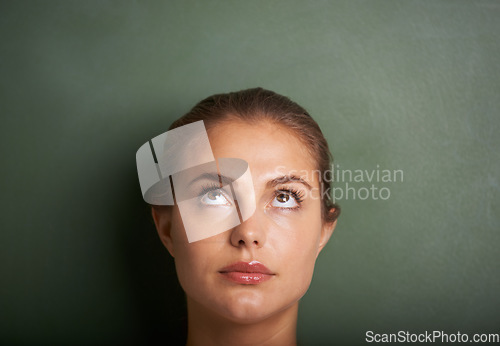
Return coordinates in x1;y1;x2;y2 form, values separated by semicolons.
1;1;499;345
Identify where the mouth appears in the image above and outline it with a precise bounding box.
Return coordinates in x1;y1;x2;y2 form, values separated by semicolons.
218;261;275;285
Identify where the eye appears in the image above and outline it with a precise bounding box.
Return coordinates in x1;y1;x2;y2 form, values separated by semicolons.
270;191;301;209
200;189;232;206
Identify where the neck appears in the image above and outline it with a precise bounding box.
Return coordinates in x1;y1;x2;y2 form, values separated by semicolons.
185;298;298;346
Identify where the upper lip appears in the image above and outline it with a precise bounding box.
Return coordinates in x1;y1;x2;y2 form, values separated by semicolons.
219;261;274;275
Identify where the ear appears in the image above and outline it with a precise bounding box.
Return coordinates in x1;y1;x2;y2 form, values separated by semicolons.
151;206;175;257
316;218;337;258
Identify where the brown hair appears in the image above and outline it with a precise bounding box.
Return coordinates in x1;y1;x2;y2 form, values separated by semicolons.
169;87;340;223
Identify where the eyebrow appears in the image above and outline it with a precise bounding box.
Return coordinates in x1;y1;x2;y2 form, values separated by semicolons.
267;175;313;191
188;173;313;191
188;172;235;187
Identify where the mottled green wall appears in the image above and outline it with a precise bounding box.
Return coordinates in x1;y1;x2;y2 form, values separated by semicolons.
1;1;499;344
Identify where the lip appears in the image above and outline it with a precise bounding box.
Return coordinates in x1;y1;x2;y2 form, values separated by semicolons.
218;261;275;285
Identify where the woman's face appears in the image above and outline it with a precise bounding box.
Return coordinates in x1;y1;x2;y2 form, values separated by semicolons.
153;119;336;323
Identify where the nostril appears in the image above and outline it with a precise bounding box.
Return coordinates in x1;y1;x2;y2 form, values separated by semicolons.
238;240;245;245
253;240;258;245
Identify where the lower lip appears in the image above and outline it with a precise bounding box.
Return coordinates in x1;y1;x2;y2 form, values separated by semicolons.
219;272;274;284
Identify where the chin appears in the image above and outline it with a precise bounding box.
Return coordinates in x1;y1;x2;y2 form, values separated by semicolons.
221;303;273;324
216;294;299;325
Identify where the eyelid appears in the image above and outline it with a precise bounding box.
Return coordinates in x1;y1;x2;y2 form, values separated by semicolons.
198;182;224;195
267;175;313;191
198;183;305;209
275;185;305;201
268;187;304;210
198;183;233;206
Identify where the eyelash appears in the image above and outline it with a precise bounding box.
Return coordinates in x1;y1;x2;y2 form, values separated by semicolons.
197;184;305;209
274;187;305;209
199;182;225;196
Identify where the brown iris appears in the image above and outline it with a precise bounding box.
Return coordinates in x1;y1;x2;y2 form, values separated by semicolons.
276;193;290;203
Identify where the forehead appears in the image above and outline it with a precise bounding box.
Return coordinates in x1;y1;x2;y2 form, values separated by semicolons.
207;119;319;186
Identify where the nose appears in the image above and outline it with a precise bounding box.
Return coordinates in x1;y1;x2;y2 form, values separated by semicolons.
230;211;266;248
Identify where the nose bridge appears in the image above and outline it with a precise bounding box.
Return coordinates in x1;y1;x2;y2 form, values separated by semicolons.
230;207;266;248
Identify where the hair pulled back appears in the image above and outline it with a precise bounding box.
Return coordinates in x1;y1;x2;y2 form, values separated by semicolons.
169;87;340;223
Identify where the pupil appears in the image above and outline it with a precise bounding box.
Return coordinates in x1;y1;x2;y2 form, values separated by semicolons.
277;193;289;203
208;191;219;200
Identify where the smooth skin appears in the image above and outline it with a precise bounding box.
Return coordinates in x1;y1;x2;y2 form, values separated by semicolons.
152;119;337;346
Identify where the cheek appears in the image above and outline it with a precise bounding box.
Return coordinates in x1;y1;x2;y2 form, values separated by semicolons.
267;205;323;254
169;211;206;288
172;241;217;299
173;249;201;293
267;209;323;289
169;210;227;298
